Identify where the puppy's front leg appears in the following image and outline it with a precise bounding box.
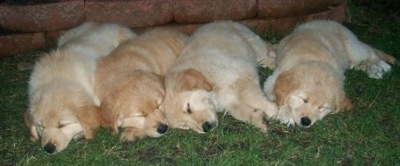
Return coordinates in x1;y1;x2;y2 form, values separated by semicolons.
276;105;295;126
225;102;269;132
238;82;278;118
76;105;101;139
100;101;119;135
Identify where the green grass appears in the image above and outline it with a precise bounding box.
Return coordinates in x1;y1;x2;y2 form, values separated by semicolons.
1;3;400;165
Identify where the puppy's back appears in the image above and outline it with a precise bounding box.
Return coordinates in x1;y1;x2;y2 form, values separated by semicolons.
136;28;189;74
29;22;136;98
60;23;137;58
97;28;188;77
276;20;353;72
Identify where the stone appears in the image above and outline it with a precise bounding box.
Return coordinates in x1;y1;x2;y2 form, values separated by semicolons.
85;0;173;28
172;0;257;23
0;32;45;56
258;0;344;19
0;1;85;32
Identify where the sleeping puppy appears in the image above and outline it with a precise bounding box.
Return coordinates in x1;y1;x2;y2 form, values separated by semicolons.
24;22;136;154
264;20;396;127
161;21;277;133
95;28;189;143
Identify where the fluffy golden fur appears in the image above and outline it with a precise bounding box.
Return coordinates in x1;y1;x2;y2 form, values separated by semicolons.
95;28;189;142
162;21;278;133
24;22;136;154
264;20;396;127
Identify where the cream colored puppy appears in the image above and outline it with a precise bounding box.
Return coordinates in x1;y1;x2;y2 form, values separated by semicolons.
24;22;136;154
264;20;396;127
162;21;278;133
95;28;189;143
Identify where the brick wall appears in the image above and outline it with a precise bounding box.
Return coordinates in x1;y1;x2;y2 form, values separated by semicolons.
0;0;347;56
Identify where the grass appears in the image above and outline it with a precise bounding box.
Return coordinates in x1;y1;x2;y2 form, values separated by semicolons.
1;2;400;165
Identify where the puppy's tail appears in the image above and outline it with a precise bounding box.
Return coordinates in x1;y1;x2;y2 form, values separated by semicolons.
57;21;100;47
257;42;277;69
374;48;397;65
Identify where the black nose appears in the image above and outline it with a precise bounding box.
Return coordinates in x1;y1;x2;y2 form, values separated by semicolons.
43;143;56;154
202;121;215;132
157;123;168;134
300;117;311;127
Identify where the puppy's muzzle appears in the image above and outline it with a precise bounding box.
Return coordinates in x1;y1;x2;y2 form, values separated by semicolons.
156;123;169;134
202;121;216;132
43;142;57;154
300;117;311;127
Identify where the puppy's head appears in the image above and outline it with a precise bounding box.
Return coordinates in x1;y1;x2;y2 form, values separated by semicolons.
274;63;353;127
25;82;100;154
162;69;218;133
100;71;169;139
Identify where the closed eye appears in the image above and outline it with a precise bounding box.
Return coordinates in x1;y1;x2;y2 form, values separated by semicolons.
318;106;330;112
300;97;308;103
36;122;45;131
131;114;147;117
186;103;192;114
156;99;163;110
58;123;67;129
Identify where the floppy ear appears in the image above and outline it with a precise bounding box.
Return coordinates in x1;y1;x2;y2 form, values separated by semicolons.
274;71;299;106
23;111;39;142
153;74;166;99
171;68;213;91
156;78;166;107
99;100;119;135
73;104;101;139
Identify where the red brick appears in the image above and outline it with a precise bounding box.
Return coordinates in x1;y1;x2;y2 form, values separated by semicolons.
85;0;173;28
0;1;85;32
269;17;300;35
158;23;203;35
0;32;45;56
258;0;344;19
302;3;347;23
241;3;347;35
239;19;273;35
132;23;202;37
173;0;257;24
134;3;347;38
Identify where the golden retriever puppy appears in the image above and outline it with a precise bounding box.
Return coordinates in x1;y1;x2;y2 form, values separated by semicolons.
162;21;278;133
24;22;136;154
95;28;189;143
263;20;396;127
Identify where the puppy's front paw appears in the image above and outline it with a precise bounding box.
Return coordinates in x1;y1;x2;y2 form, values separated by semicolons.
83;129;95;139
120;127;147;143
251;110;269;132
280;118;295;127
265;103;278;118
29;136;38;142
276;106;295;126
101;122;118;135
367;61;391;79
